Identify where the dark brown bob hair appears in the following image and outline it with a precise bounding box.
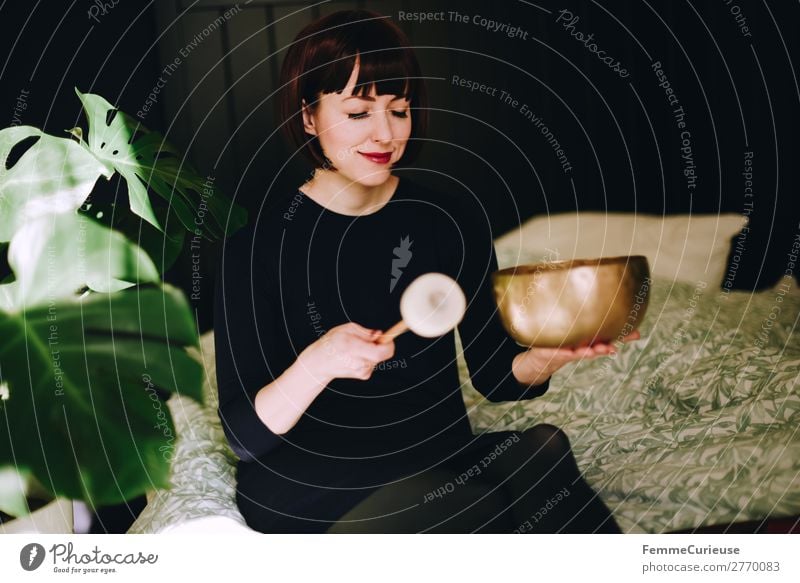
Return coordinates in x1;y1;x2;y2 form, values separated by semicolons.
277;10;428;169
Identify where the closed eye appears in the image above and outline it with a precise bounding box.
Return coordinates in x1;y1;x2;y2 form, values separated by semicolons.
347;110;410;120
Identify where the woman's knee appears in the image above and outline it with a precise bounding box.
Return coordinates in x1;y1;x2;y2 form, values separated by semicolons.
520;424;572;456
235;466;337;533
235;486;275;532
511;424;581;478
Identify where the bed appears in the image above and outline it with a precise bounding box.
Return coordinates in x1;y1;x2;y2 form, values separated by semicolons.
128;212;800;534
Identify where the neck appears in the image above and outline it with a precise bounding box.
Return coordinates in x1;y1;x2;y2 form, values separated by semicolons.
301;170;398;216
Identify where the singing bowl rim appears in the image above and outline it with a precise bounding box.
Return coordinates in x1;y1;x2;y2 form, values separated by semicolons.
492;254;650;278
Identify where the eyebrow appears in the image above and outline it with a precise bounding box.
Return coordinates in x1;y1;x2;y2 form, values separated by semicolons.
343;95;409;102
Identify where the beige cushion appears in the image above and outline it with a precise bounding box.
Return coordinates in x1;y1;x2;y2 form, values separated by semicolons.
493;212;747;287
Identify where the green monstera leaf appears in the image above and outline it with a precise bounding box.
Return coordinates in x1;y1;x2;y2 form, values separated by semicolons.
0;126;109;242
75;89;247;239
77;182;186;277
102;204;186;276
0;466;31;518
0;89;238;517
0;285;202;506
0;213;159;310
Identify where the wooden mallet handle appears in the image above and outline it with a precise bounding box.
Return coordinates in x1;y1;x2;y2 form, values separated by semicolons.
376;320;409;344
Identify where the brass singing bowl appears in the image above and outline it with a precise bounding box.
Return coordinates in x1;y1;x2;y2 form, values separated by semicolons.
491;255;651;348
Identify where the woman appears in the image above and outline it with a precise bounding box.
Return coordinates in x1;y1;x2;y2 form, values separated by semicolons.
214;9;633;533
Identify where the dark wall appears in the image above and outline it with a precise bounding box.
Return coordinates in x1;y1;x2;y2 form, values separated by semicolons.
0;3;165;132
2;1;798;334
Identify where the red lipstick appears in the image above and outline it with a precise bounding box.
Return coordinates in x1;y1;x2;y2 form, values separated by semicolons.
359;151;392;164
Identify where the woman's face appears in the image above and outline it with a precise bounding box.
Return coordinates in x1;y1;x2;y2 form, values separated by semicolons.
302;63;412;188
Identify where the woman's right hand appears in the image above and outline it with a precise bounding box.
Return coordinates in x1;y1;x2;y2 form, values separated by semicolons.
297;322;395;382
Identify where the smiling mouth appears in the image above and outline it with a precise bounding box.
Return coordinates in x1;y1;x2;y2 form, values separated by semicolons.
359;152;392;164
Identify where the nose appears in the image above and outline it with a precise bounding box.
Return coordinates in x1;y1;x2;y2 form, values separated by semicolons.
371;108;394;144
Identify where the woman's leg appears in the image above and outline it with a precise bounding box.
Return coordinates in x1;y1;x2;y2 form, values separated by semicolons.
235;456;390;534
326;467;515;533
235;450;513;533
474;424;621;533
239;425;618;533
326;424;619;534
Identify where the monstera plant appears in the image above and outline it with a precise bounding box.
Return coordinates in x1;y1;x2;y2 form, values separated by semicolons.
0;89;246;527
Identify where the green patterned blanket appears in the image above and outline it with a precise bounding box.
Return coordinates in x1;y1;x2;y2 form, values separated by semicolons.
459;274;800;533
130;275;799;533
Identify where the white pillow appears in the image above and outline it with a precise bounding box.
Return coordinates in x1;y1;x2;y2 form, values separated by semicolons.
493;212;747;287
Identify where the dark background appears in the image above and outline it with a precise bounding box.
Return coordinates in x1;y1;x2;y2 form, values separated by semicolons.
1;0;798;529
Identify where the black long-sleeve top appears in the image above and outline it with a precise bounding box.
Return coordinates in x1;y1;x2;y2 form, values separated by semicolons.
214;177;549;463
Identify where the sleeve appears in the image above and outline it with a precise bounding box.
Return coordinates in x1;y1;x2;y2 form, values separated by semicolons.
214;227;286;462
436;194;550;403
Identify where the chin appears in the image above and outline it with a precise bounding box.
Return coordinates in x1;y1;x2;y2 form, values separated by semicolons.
354;171;393;187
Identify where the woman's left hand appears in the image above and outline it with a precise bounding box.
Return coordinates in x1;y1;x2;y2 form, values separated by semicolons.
512;330;642;386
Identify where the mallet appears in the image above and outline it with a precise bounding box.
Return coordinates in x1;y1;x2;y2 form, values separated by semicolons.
376;273;467;344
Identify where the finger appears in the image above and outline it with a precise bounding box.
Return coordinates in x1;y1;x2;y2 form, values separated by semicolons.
589;342;615;355
352;339;393;362
373;341;396;362
376;339;395;360
369;329;384;342
599;342;620;354
349;324;379;339
620;330;641;342
571;346;606;359
358;360;374;379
